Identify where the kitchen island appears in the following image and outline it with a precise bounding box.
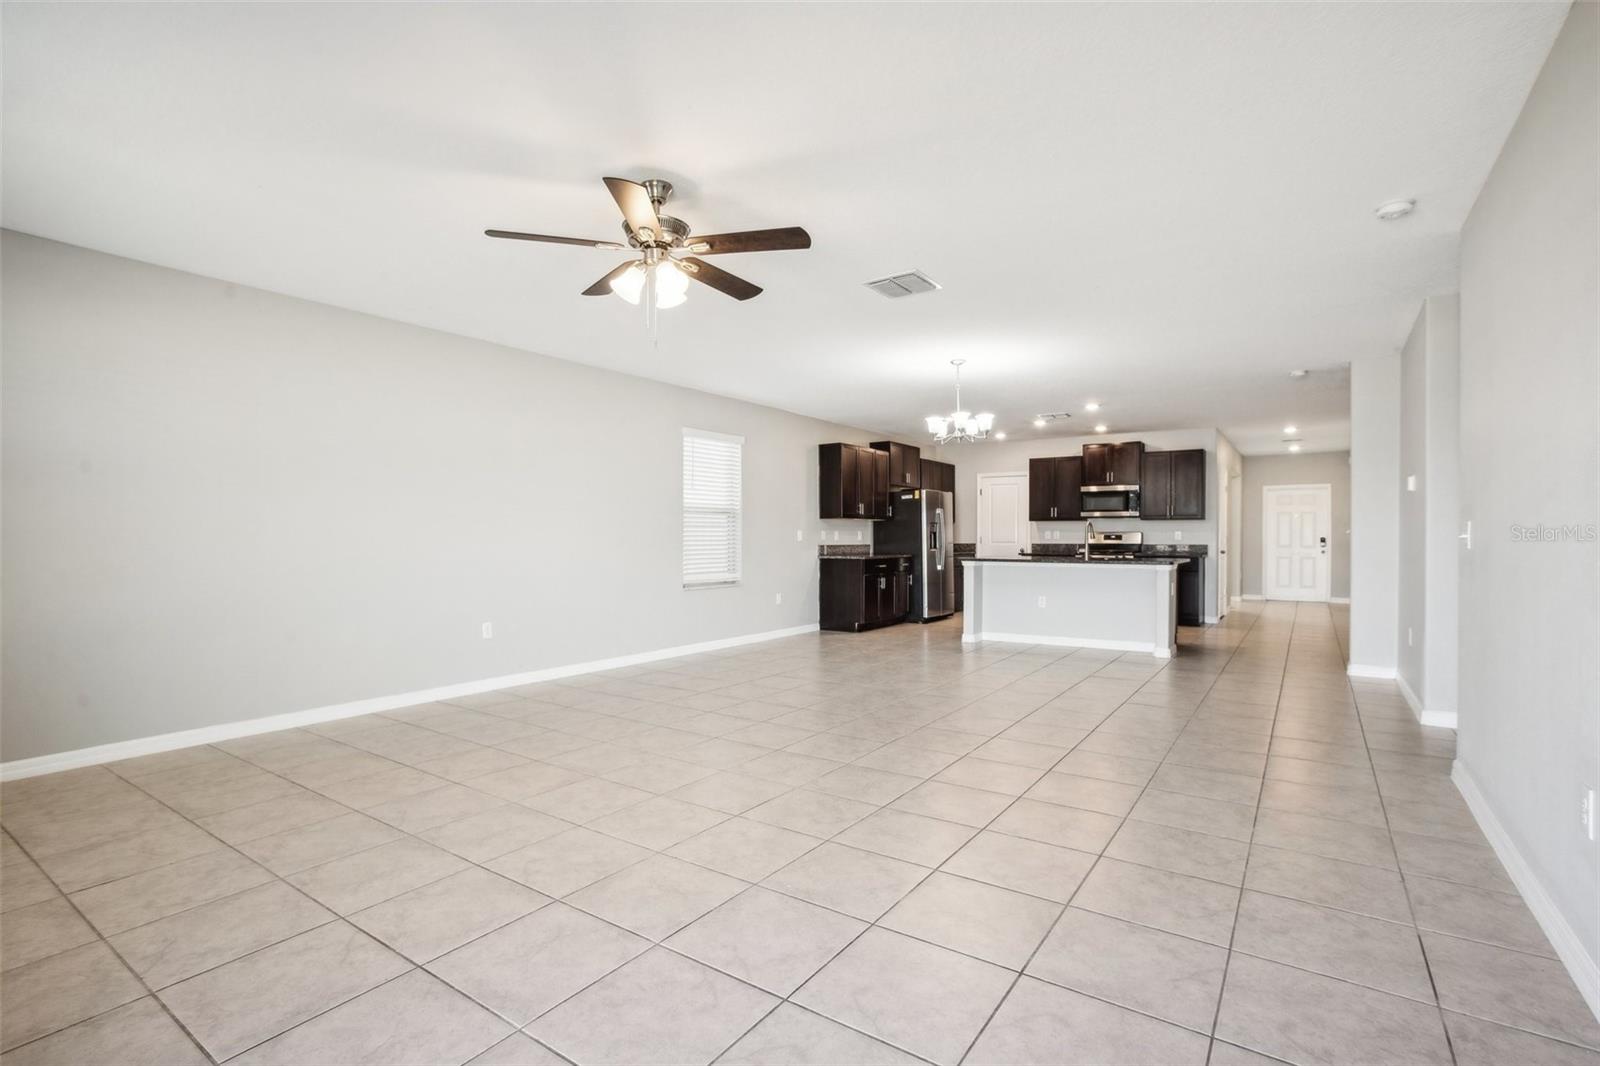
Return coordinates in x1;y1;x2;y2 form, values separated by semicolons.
960;557;1184;657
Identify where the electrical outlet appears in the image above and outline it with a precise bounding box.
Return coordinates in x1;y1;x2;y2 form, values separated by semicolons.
1407;627;1414;647
855;530;864;542
481;622;493;639
1173;530;1184;541
1583;789;1596;841
775;592;783;605
1406;475;1417;492
1037;595;1047;608
795;530;803;542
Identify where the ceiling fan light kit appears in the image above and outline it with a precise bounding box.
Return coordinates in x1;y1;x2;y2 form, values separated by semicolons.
485;176;811;315
926;360;998;445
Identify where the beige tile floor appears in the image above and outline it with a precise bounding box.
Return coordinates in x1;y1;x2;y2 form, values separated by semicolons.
2;602;1597;1065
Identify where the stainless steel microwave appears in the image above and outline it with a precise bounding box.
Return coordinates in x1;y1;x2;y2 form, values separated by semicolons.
1080;485;1140;517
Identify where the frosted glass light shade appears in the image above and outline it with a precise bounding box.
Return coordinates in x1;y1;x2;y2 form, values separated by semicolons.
611;263;645;304
656;260;689;300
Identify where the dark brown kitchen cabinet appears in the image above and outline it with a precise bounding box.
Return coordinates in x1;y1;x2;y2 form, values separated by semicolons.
1170;449;1206;519
919;458;955;495
819;443;888;519
1139;448;1206;520
1028;456;1083;520
1140;451;1171;519
872;441;922;488
1055;456;1082;520
1083;441;1144;486
820;556;911;632
1028;457;1056;521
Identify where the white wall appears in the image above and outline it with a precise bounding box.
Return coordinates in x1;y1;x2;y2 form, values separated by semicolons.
1397;295;1462;719
1455;0;1598;1011
1;232;874;763
1240;451;1351;600
1347;353;1401;673
1216;434;1244;608
940;428;1223;619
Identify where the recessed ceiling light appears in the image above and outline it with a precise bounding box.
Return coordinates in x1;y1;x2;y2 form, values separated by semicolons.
1375;199;1416;221
1084;402;1101;412
1094;424;1108;433
1284;425;1298;435
995;431;1007;440
1289;369;1309;379
1033;418;1046;428
1288;443;1302;452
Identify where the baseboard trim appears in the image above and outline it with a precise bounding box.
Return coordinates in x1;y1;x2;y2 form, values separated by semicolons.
1240;594;1266;602
962;632;1161;655
1346;663;1398;680
0;622;822;782
1396;673;1458;730
1452;760;1600;1024
1329;596;1351;605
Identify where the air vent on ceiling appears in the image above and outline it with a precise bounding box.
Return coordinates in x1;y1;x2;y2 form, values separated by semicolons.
865;270;941;299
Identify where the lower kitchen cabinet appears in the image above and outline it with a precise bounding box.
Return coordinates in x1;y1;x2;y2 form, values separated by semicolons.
820;556;912;632
1176;559;1202;626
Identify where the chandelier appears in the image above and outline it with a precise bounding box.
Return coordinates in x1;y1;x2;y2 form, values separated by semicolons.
925;359;997;444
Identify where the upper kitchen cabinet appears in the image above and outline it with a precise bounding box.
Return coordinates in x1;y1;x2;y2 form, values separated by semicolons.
1139;448;1206;520
819;443;889;519
919;458;955;495
1028;456;1082;520
1082;441;1144;486
871;441;922;488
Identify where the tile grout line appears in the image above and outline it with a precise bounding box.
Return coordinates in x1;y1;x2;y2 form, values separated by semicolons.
954;605;1271;1065
1205;599;1296;1065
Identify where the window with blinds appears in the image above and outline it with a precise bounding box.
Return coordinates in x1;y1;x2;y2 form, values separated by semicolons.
682;428;743;587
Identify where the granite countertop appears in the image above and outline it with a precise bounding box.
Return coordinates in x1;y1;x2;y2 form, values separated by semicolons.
819;553;912;561
963;555;1187;566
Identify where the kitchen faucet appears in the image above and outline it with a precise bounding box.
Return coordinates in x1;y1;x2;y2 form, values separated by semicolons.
1084;520;1095;561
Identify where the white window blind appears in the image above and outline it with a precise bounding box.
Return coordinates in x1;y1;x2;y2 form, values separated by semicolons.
682;428;743;587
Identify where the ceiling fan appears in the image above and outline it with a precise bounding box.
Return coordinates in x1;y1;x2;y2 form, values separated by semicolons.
485;177;810;306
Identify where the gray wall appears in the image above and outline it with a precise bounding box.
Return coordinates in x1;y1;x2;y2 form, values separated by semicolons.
1397;295;1462;715
1239;451;1351;600
1;232;873;762
1457;0;1598;986
938;429;1224;619
1348;353;1401;671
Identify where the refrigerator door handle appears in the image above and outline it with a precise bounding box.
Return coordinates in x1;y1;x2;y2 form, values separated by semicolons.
933;508;946;570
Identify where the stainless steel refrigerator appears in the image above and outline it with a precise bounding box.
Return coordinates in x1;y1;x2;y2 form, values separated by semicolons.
878;489;954;622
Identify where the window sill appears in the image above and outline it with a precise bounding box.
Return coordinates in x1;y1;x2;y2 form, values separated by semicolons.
683;580;741;590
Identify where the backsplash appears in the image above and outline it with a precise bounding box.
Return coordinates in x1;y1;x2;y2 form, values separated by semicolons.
818;543;873;557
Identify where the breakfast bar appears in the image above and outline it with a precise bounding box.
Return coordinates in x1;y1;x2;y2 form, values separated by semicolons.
961;557;1183;657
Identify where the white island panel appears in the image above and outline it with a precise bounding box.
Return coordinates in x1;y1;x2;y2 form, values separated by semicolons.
962;560;1178;658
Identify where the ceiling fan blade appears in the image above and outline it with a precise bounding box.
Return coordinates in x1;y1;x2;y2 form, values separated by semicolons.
602;177;664;243
485;229;625;250
687;227;812;255
681;257;763;301
582;261;637;296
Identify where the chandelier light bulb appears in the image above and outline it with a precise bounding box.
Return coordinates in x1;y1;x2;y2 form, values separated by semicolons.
975;412;995;432
926;416;950;435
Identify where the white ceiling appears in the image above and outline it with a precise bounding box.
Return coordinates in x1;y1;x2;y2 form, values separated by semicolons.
1;3;1568;455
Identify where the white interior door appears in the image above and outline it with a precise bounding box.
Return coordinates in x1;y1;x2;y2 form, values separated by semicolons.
1263;484;1331;601
977;473;1028;558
